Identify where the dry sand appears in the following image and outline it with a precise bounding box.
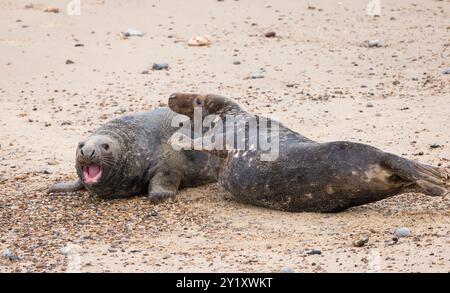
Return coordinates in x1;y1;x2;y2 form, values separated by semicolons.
0;0;449;272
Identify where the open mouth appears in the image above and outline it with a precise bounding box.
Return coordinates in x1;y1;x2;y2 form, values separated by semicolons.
82;165;103;184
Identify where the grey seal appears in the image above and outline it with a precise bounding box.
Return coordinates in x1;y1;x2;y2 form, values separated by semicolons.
168;93;449;212
49;107;215;202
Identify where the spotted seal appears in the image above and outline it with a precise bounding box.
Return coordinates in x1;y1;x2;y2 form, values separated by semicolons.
49;107;215;202
168;93;449;212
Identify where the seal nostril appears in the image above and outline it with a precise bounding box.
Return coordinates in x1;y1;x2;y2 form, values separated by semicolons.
80;149;84;156
90;150;95;157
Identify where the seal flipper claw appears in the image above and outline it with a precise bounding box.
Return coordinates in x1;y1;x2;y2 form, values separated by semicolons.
48;179;84;194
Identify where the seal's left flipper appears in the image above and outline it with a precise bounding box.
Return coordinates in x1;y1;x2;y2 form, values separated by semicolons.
148;169;181;204
48;179;85;194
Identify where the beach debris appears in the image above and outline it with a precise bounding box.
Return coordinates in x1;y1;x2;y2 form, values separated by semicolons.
2;249;19;261
443;68;450;74
121;29;144;38
394;227;411;238
152;63;169;71
430;144;441;149
65;59;74;65
44;7;60;13
265;31;276;38
281;267;295;273
188;35;212;46
353;236;369;247
367;40;383;48
306;249;322;256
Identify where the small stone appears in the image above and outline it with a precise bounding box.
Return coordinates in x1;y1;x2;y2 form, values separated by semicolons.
353;236;369;247
251;73;264;79
394;227;411;238
188;35;212;46
265;31;276;38
152;63;169;70
281;267;294;273
430;144;441;149
366;102;374;108
2;249;19;261
44;7;59;13
74;44;84;47
42;168;52;175
150;209;158;217
61;120;72;126
65;59;74;65
121;29;144;38
233;61;241;65
306;249;322;256
443;68;450;75
47;159;59;166
367;40;383;48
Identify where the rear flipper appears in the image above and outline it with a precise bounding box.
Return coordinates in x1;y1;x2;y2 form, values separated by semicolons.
382;155;449;197
48;179;85;194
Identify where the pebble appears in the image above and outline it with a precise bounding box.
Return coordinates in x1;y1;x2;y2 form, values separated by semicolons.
42;168;52;175
188;35;212;46
306;249;322;256
353;236;369;247
394;227;411;238
367;40;383;48
443;68;450;74
65;59;74;65
44;7;59;13
430;144;441;149
233;61;241;65
251;73;264;79
366;102;374;108
2;249;19;261
121;29;144;38
152;63;169;71
265;31;276;38
281;267;294;273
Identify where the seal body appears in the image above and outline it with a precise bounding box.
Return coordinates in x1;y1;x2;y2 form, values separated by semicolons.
168;93;449;212
50;107;215;201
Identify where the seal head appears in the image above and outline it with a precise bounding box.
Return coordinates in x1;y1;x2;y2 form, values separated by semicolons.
75;135;122;186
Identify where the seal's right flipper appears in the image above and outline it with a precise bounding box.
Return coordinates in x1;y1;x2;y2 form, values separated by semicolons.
148;169;181;204
48;179;85;194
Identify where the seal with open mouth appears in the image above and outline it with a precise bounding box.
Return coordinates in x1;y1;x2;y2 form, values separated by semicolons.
168;93;449;212
49;107;215;202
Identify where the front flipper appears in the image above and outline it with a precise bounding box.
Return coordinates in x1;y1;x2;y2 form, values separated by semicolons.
148;169;181;204
48;179;85;194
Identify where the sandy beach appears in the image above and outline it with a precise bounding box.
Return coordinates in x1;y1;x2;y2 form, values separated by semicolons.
0;0;449;272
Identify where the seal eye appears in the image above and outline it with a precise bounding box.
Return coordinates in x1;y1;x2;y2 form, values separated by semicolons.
101;143;109;151
78;142;85;149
